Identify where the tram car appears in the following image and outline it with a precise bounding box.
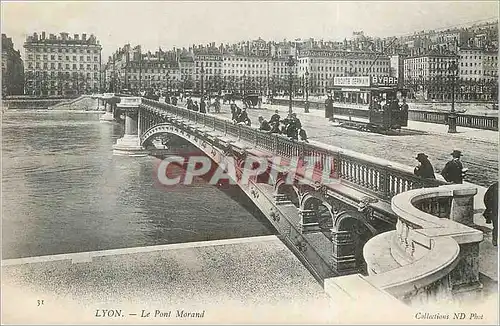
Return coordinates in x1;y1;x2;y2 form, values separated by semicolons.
367;87;409;131
326;76;409;134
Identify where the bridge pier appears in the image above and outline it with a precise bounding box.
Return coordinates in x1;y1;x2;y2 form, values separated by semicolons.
100;93;119;122
331;229;358;275
112;97;149;156
100;102;115;122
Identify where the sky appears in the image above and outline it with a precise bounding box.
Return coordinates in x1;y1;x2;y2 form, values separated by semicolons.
1;1;498;61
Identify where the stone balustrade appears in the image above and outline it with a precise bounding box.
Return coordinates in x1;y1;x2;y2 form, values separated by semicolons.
139;97;448;200
362;184;483;304
117;96;141;108
409;110;498;131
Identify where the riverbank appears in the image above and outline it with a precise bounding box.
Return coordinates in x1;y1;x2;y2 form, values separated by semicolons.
3;109;104;113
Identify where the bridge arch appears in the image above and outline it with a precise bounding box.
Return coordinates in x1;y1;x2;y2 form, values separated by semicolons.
255;170;276;186
275;180;300;207
140;123;201;149
301;194;334;230
334;210;378;275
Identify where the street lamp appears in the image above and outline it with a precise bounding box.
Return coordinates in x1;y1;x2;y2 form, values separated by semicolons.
305;68;310;113
200;62;205;99
447;60;459;133
287;55;295;114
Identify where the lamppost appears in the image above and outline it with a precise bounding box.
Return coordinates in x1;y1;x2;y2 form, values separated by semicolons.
200;62;204;99
447;60;459;133
287;55;295;114
305;68;310;113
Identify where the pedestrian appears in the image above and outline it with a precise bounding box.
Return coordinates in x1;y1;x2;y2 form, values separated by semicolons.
200;98;206;113
258;116;271;131
413;153;436;179
325;94;334;120
483;181;498;246
172;96;178;106
270;110;280;124
298;128;309;142
286;119;298;141
193;101;199;112
441;150;466;184
234;106;242;123
269;121;280;134
237;108;248;124
230;104;237;121
215;98;221;113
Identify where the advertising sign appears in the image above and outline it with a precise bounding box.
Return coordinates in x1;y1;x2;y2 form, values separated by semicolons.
333;76;370;87
371;76;398;86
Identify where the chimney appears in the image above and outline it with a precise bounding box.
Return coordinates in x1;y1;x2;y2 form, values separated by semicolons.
42;31;46;39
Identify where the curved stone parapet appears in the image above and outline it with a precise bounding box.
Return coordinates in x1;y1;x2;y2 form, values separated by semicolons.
363;184;483;303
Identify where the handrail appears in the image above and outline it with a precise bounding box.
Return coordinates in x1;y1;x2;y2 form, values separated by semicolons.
138;97;448;200
363;184;483;299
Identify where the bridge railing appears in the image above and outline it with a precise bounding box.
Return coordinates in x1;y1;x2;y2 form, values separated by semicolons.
140;98;447;200
409;110;498;131
362;184;483;303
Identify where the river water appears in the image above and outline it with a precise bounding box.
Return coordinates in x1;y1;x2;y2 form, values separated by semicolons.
2;111;274;259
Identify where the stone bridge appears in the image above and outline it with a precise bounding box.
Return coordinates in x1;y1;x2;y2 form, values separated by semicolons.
98;94;486;304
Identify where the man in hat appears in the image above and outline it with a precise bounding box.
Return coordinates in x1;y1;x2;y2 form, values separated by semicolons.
237;108;249;125
483;181;498;246
441;150;466;184
414;153;436;179
270;110;280;124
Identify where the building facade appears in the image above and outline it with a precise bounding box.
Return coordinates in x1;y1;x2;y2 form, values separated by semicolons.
103;44;181;94
101;21;498;100
2;34;24;96
404;48;498;101
23;32;102;96
297;49;391;95
457;46;498;101
404;52;459;101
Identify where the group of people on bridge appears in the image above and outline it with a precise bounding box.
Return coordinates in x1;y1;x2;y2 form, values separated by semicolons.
184;96;221;114
257;110;308;142
413;150;497;246
230;103;251;126
413;150;467;184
